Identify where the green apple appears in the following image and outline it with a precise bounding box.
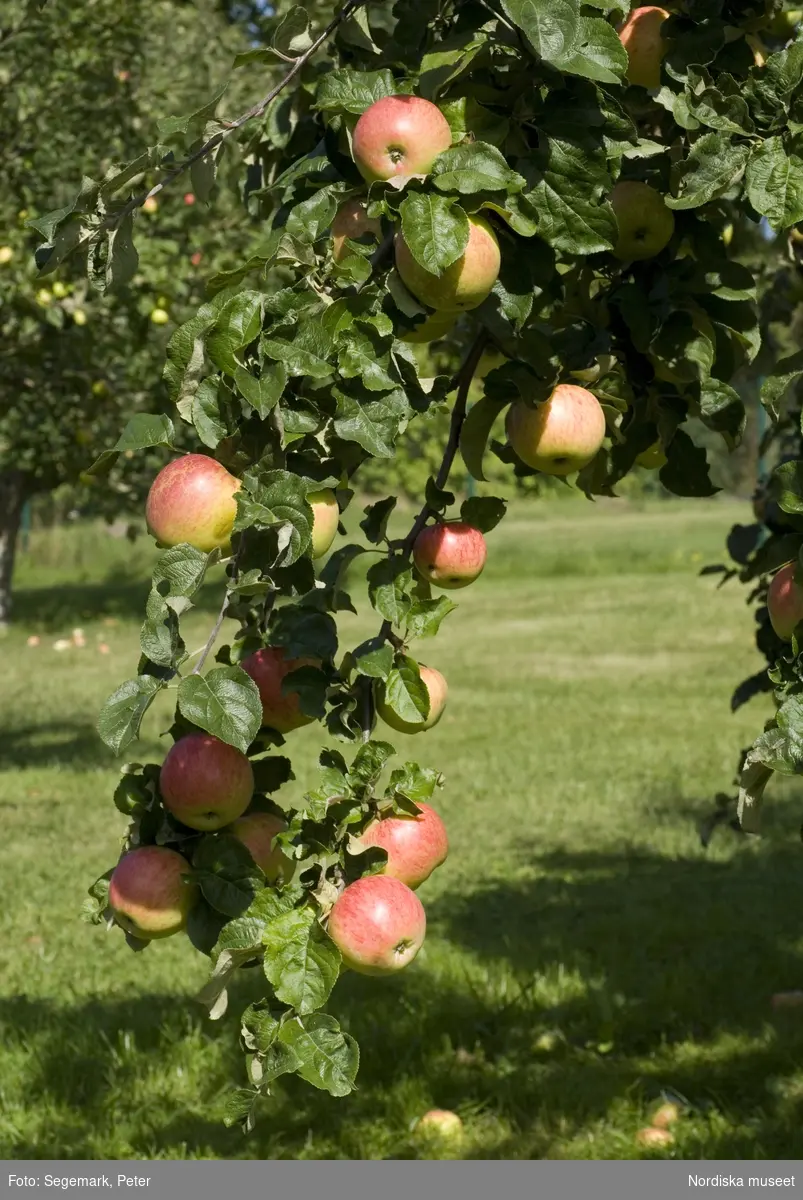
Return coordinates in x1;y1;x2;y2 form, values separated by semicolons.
610;180;675;261
308;488;339;559
394;215;501;312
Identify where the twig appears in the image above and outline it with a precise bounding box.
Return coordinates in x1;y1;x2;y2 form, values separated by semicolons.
76;0;364;250
192;591;232;676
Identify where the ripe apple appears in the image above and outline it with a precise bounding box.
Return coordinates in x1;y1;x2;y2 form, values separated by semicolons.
160;733;254;831
241;646;318;733
768;561;803;640
191;251;203;266
413;521;487;590
332;198;382;262
143;196;158;214
352;94;452;183
227;811;295;883
400;311;456;344
0;246;13;264
355;802;448;890
610;181;675;261
376;664;448;735
618;6;670;89
394;215;500;312
506;384;606;476
184;192;196;206
146;453;241;553
416;1110;464;1141
636;441;667;469
35;288;52;307
327;875;426;975
308;488;339;559
108;846;197;940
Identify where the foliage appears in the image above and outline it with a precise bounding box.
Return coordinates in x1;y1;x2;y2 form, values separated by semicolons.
31;0;803;1125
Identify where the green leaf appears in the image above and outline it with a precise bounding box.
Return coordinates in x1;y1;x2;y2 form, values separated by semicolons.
381;658;429;725
338;328;397;393
659;430;718;498
525;139;616;254
286;189;339;243
745;137;803;230
760;349;803;421
192;378;227;449
140;589;183;668
105;210;138;291
277;1013;359;1097
460;396;509;482
367;559;414;625
215;887;300;958
98;677;163;755
697;380;746;450
152;545;209;600
315;68;396;115
667;134;749;210
348;740;395;791
399;194;470;275
352;639;394;680
333;387;411;458
235;363;287;419
177;666;262;754
271;607;338;660
501;0;579;65
431;142;525;195
773;460;803;515
192;836;264;918
386;762;441;806
461;495;507;532
405;596;457;640
114;413;175;453
222;1088;258;1130
360;497;397;544
556;16;627;84
158;84;227;148
208;291;264;376
273;5;313;55
263;906;341;1014
234;470;313;564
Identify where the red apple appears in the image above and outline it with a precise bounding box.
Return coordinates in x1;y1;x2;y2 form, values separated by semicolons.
332;198;381;262
394;214;500;312
768;561;803;641
108;846;197;940
145;454;241;553
227;811;295;883
241;646;318;733
352;95;452;183
619;6;670;89
184;192;196;206
190;251;203;266
355;802;448;889
413;522;487;590
308;488;339;559
160;733;254;831
327;875;426;975
506;384;606;476
376;664;448;735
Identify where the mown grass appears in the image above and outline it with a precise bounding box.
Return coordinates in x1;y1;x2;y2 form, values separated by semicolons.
2;497;802;1161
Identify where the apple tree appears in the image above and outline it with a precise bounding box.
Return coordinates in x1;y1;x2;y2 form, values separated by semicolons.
31;0;803;1127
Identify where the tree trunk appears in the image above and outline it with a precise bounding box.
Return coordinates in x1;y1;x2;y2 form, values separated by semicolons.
0;470;26;627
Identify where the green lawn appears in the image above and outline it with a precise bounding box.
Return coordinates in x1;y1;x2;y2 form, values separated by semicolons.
2;497;802;1160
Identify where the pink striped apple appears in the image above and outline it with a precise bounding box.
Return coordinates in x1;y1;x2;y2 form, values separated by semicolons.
227;812;295;884
146;454;240;553
352;95;452;183
332;198;381;262
506;384;606;476
413;522;487;590
327;875;426;975
241;646;318;733
355;802;448;890
160;733;254;831
109;846;197;940
768;562;803;641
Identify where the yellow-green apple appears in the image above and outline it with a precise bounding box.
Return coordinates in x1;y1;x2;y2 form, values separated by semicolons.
400;311;456;344
73;309;88;326
227;811;295;884
636;441;667;469
52;281;69;299
160;733;254;831
506;384;606;476
416;1110;464;1142
354;802;448;889
327;875;426;975
618;6;670;88
150;307;170;325
332;198;381;262
108;846;197;940
308;488;339;559
413;521;487;590
768;562;803;640
241;646;319;733
145;454;241;553
394;215;501;312
0;246;13;264
376;664;448;734
143;196;158;213
610;181;675;261
352;94;452;183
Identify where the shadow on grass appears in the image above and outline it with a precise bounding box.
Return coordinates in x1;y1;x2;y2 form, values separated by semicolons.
12;573;224;632
5;842;803;1158
0;721;112;770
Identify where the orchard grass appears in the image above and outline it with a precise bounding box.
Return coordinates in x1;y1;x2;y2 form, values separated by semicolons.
2;497;803;1160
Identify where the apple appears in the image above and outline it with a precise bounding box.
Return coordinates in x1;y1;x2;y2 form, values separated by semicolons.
747;34;767;67
227;812;295;883
768;561;803;640
73;309;87;326
143;196;158;214
352;95;452;183
610;180;675;261
723;222;734;248
308;488;339;559
184;192;196;206
413;521;487;590
400;311;457;344
108;846;197;940
332;198;382;262
52;281;68;299
146;453;241;553
150;307;170;325
636;441;667;469
394;215;500;312
636;1127;674;1149
327;875;426;975
241;645;318;733
116;69;131;82
416;1110;464;1141
160;733;254;831
506;384;606;476
0;246;13;264
618;6;670;89
376;664;448;735
35;288;52;307
191;251;203;266
355;802;448;890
